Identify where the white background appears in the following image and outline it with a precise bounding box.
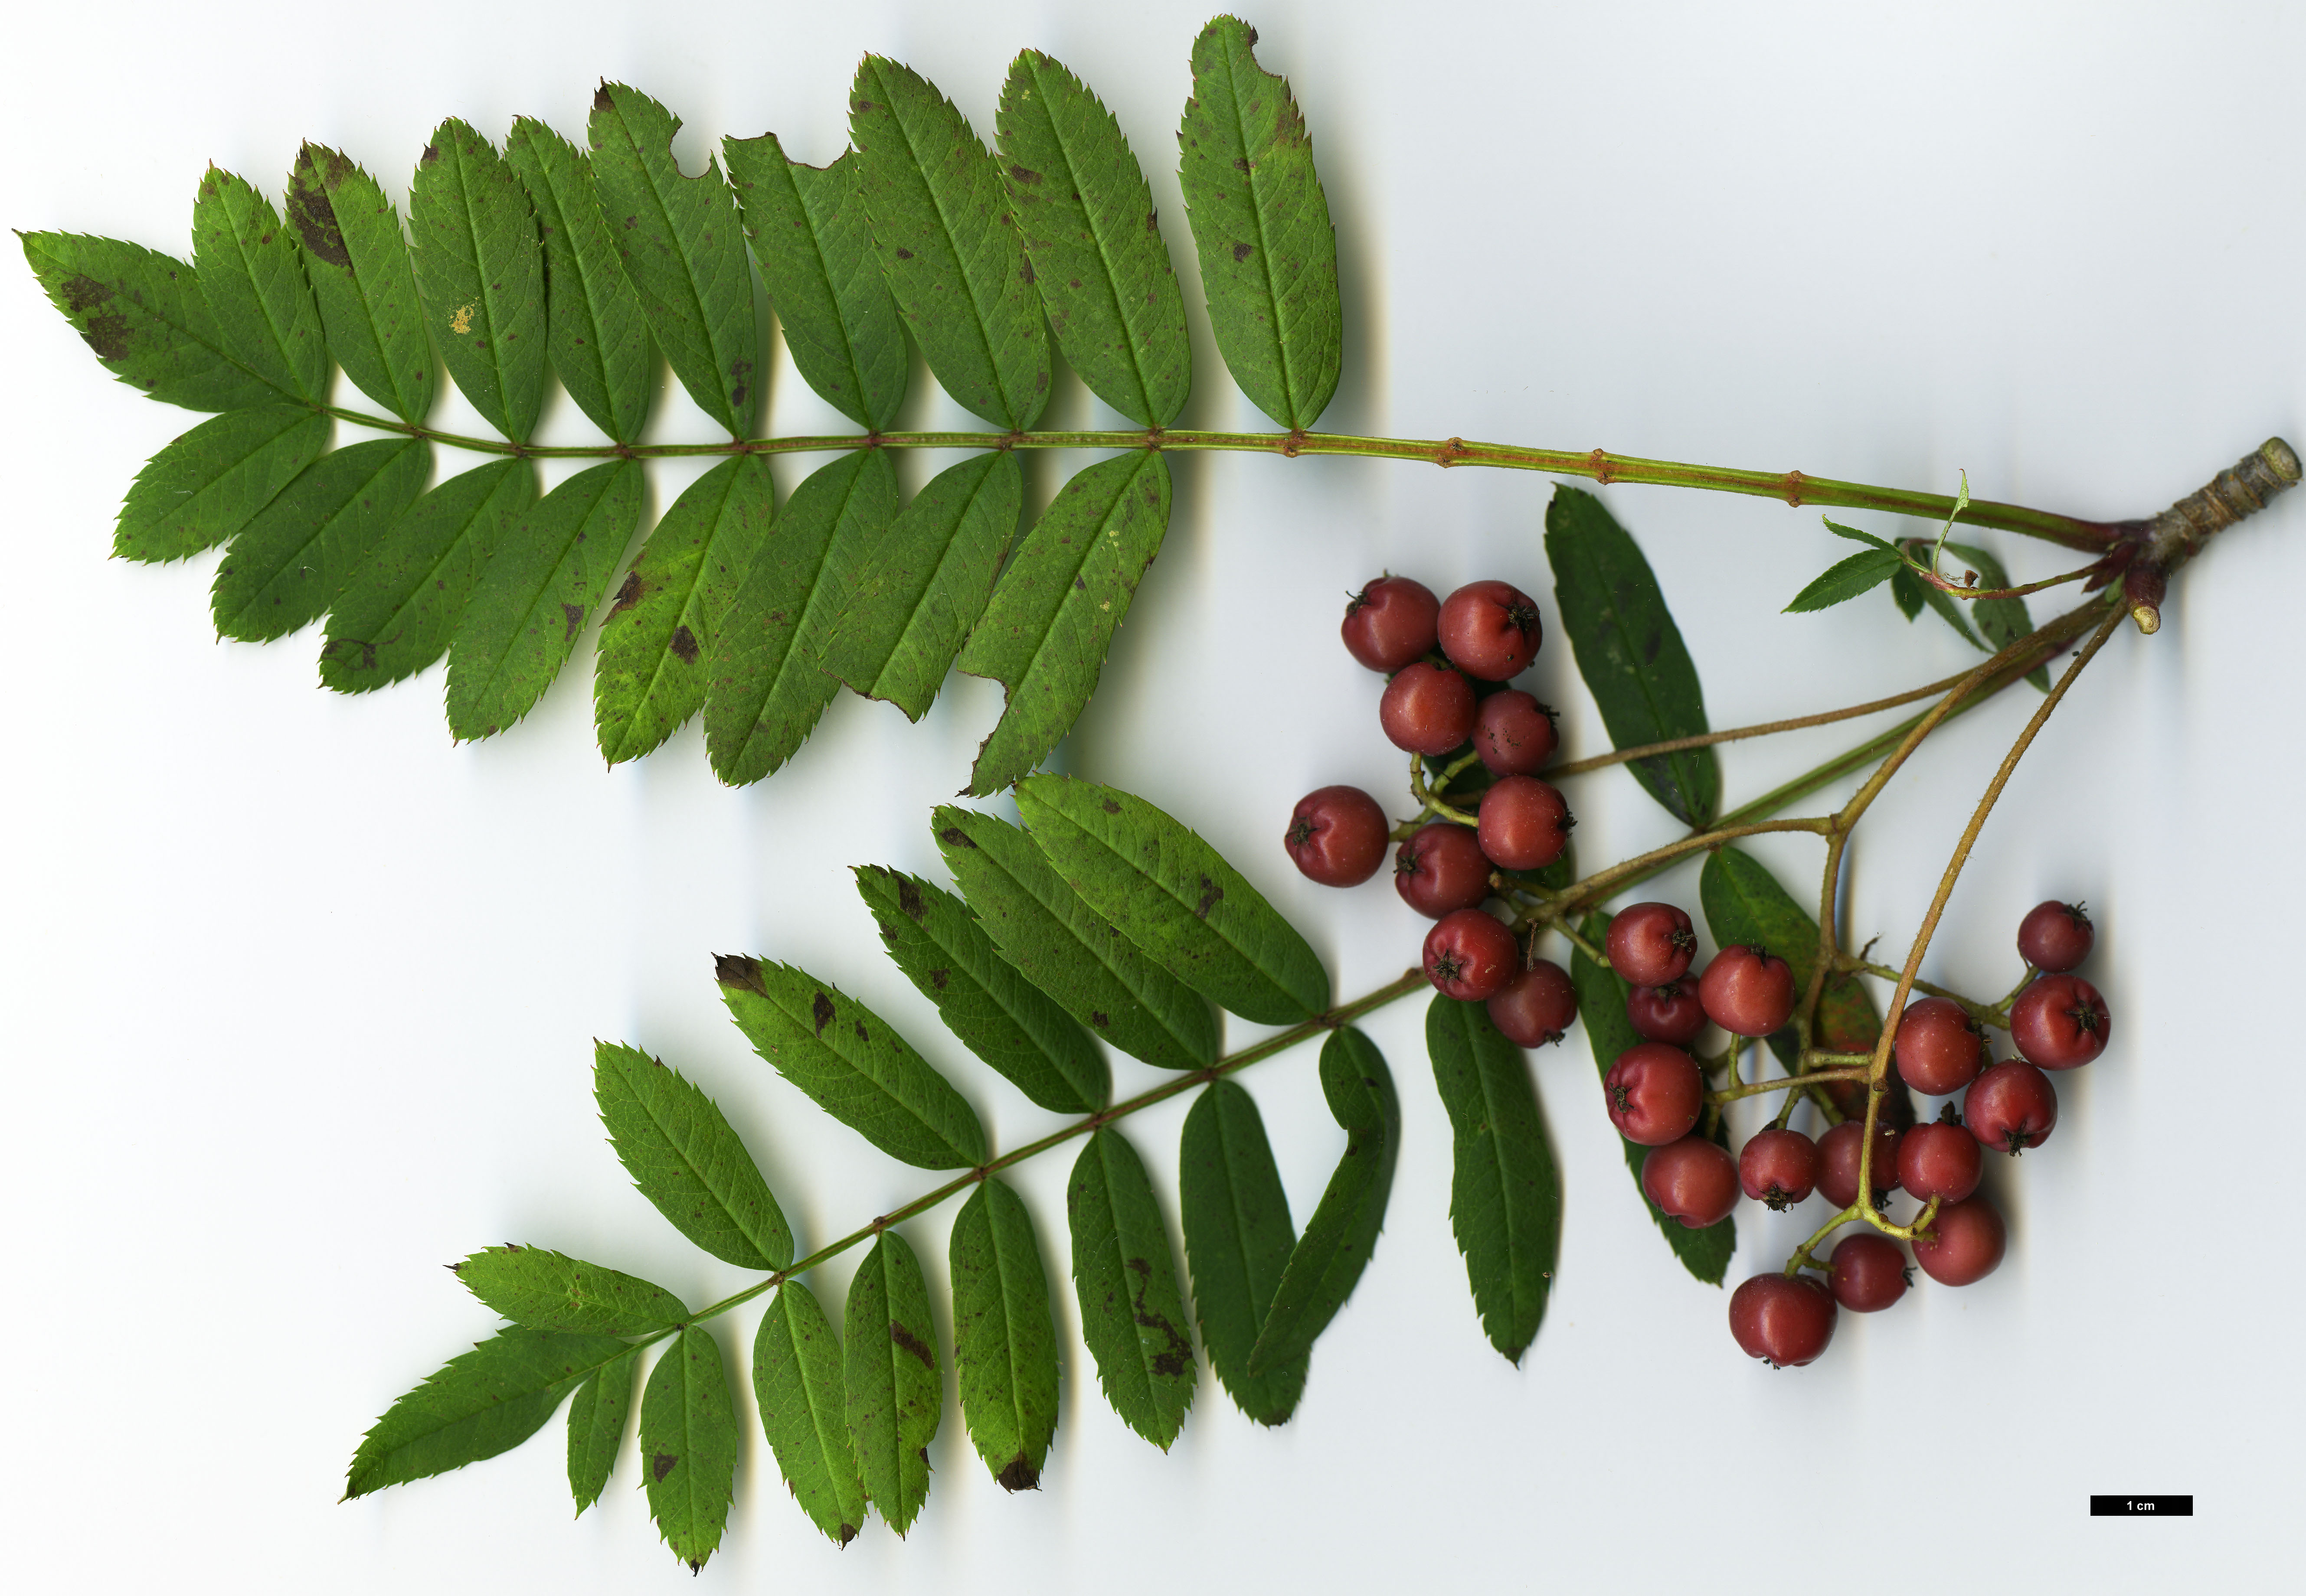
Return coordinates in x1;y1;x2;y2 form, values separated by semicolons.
4;2;2301;1590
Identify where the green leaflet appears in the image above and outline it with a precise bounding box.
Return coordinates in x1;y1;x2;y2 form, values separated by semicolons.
1178;1080;1305;1425
286;142;433;423
752;1282;866;1547
1176;17;1341;431
1426;996;1562;1362
1246;1028;1398;1377
1067;1126;1196;1449
210;437;429;641
445;457;644;740
1015;774;1328;1025
593;1040;793;1270
844;1230;943;1536
1786;547;1904;613
114;405;327;563
821;449;1021;719
408;118;547;443
1570;910;1734;1284
1545;486;1721;827
506;118;655;443
854;865;1108;1114
190;166;329;404
948;1178;1061;1490
933;806;1218;1071
639;1325;739;1573
1698;846;1883;1069
595;454;776;765
1889;561;1927;621
589;84;760;437
997;50;1192;428
723;135;906;431
345;1326;631;1499
959;450;1173;794
320;457;536;692
453;1244;690;1335
21;231;279;411
566;1346;640;1516
850;56;1050;430
1945;540;2051;690
715;954;987;1169
703;449;897;785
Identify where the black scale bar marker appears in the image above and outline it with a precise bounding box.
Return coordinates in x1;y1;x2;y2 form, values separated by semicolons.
2090;1496;2193;1516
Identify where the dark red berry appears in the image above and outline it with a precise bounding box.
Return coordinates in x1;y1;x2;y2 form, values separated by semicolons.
1827;1233;1912;1313
1603;1042;1704;1146
1893;997;1986;1096
1626;978;1707;1046
1473;691;1558;776
1488;959;1578;1047
1729;1274;1837;1368
1897;1117;1983;1202
1605;902;1698;987
1423;909;1520;1001
1436;579;1544;680
1475;776;1572;871
1815;1119;1902;1210
1698;946;1796;1038
1737;1127;1819;1210
2016;899;2094;973
1283;786;1389;887
1341;575;1440;673
1393;824;1492;919
2009;974;2110;1070
1964;1060;2057;1154
1378;661;1477;755
1642;1136;1740;1228
1913;1195;2006;1287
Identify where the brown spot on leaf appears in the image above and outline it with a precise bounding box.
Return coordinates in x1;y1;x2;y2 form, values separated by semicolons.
812;991;836;1035
79;310;131;360
929;968;949;990
940;826;977;849
896;878;926;921
560;602;585;640
1145;209;1158;231
421;144;439;165
715;953;766;994
594;84;615;114
606;570;644;617
889;1321;934;1367
838;1523;857;1545
854;1019;868;1043
1195;876;1223;918
1232;242;1253;262
286;154;350;268
61;274;113;314
1074;576;1087;591
1090;1010;1110;1029
652;1452;678;1482
670;624;699;663
1100;797;1121;814
894;247;913;260
1009;164;1043;185
1126;1256;1193;1376
997;1454;1041;1492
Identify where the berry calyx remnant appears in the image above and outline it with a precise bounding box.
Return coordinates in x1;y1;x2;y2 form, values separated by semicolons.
1604;1043;1704;1146
1283;786;1390;886
1642;1136;1740;1228
1738;1127;1820;1211
1964;1060;2058;1153
2016;899;2094;973
1488;959;1579;1046
1625;977;1706;1045
1698;945;1796;1037
2009;974;2110;1069
1605;902;1698;987
1436;579;1544;680
1423;909;1520;1001
1815;1119;1902;1210
1729;1274;1837;1367
1394;823;1493;918
1341;575;1440;673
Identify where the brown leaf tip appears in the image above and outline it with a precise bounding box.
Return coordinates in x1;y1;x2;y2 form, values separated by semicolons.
997;1455;1041;1492
714;953;766;995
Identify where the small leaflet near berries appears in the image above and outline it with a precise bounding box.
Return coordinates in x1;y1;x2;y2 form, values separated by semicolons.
407;117;547;443
288;141;435;425
948;1178;1062;1490
504;118;655;443
191;166;329;404
1944;540;2051;690
210;437;429;642
565;1345;639;1516
639;1324;740;1571
1068;1127;1198;1449
844;1231;944;1534
752;1283;867;1547
1178;1080;1307;1425
112;405;328;564
452;1244;691;1337
592;1041;795;1270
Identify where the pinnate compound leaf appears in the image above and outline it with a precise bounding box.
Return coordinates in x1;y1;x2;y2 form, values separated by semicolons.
445;457;645;741
453;1244;689;1335
1176;17;1341;431
593;1040;793;1270
210;437;429;641
960;450;1173;794
715;954;987;1169
21;231;280;411
566;1345;640;1515
589;83;759;436
855;865;1108;1113
1426;996;1561;1362
344;1326;630;1498
321;457;536;692
1545;485;1721;827
844;1230;943;1535
1698;845;1883;1070
933;806;1217;1071
822;449;1021;719
639;1325;739;1572
505;118;654;442
190;166;329;404
595;454;775;765
1178;1080;1305;1425
703;449;897;785
1785;547;1904;613
752;1282;866;1547
115;405;327;563
851;56;1050;430
997;50;1192;428
1944;540;2051;689
1015;774;1328;1024
287;142;433;422
723;135;906;431
1068;1126;1196;1449
408;118;546;442
949;1178;1061;1491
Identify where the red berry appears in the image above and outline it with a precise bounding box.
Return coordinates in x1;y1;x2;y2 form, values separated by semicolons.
1896;1117;1983;1202
1393;824;1492;919
1603;1043;1704;1146
1642;1136;1740;1228
1737;1127;1819;1210
1473;691;1557;775
1475;776;1572;871
1827;1234;1911;1313
1423;909;1520;1001
1488;959;1578;1046
1698;946;1796;1038
1912;1195;2006;1287
1964;1060;2057;1154
1626;978;1707;1046
1378;661;1477;756
1436;579;1544;680
1605;902;1698;987
1729;1274;1837;1368
1341;575;1440;673
2016;899;2094;973
2009;975;2110;1070
1893;997;1986;1095
1283;786;1389;887
1815;1119;1903;1210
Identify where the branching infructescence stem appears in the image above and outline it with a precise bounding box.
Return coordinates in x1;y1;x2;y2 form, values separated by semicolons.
1841;958;1999;1025
1409;754;1478;825
1919;561;2100;601
1707;1067;1865;1106
1555;817;1833;917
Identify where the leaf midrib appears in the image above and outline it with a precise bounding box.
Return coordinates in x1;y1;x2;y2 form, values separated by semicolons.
513;125;618;424
617;1057;780;1269
729;458;873;770
210;176;313;399
756;969;973;1164
1464;1020;1534;1337
784;153;878;429
1215;40;1297;428
603;463;751;764
460;463;624;715
443;128;525;437
1570;536;1704;818
969;453;1147;692
296;153;399;408
601;91;737;433
221;441;417;628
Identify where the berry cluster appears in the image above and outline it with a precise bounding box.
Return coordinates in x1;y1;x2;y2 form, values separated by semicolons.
1282;575;1578;1047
